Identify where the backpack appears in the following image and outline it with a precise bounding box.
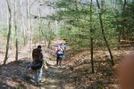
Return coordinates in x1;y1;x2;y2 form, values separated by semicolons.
32;48;42;63
56;45;63;54
61;44;66;53
31;48;43;70
31;62;42;70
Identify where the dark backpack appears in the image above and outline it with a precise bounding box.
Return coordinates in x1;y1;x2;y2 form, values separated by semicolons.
31;48;43;70
31;62;42;70
32;48;42;63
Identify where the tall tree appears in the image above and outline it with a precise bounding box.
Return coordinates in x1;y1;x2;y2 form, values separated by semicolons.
47;21;51;48
3;0;12;65
90;0;94;73
96;0;115;66
118;0;127;49
38;0;41;43
14;0;18;61
27;0;33;60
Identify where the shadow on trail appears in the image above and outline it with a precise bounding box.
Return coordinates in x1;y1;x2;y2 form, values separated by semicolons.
0;56;76;89
0;82;17;89
0;57;38;89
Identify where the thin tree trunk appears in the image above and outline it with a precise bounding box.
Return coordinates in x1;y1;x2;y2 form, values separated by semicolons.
15;25;18;61
22;1;26;46
27;0;32;60
96;0;115;66
38;1;41;43
14;0;18;61
48;21;51;48
90;0;94;73
23;19;26;45
118;0;127;48
3;0;12;65
117;27;121;49
122;0;127;39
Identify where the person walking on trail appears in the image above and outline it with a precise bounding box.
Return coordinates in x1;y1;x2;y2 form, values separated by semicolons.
56;44;64;67
32;45;44;85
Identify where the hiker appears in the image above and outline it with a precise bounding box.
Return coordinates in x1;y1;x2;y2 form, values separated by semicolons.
117;50;134;89
32;45;44;85
55;44;64;67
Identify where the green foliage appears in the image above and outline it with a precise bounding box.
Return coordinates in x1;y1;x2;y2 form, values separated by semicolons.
32;24;41;42
0;22;26;49
112;0;134;40
0;27;8;39
32;21;56;43
46;0;121;49
0;23;8;49
98;84;105;89
1;0;133;51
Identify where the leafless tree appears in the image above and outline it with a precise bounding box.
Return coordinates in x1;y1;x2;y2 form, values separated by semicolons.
3;0;12;65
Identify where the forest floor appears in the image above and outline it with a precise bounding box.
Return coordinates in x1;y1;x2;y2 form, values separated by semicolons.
0;40;132;89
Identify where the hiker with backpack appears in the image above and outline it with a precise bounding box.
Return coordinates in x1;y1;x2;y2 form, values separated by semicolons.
56;44;64;67
31;45;44;85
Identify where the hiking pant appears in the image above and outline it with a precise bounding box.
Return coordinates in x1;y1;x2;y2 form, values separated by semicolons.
57;54;63;66
34;67;42;83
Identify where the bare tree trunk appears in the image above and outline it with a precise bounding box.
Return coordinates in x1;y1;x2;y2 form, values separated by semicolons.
47;40;51;48
90;0;94;73
3;0;12;65
15;24;18;61
27;0;32;60
23;19;26;45
117;27;121;49
21;1;27;46
96;0;115;66
14;0;18;61
122;0;127;39
47;21;51;48
38;0;41;43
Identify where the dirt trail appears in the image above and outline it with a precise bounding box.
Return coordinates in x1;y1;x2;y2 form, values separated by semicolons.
0;56;75;89
0;44;129;89
0;39;76;89
36;40;75;89
39;60;75;89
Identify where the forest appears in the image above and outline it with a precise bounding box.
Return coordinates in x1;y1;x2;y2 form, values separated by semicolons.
0;0;134;89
